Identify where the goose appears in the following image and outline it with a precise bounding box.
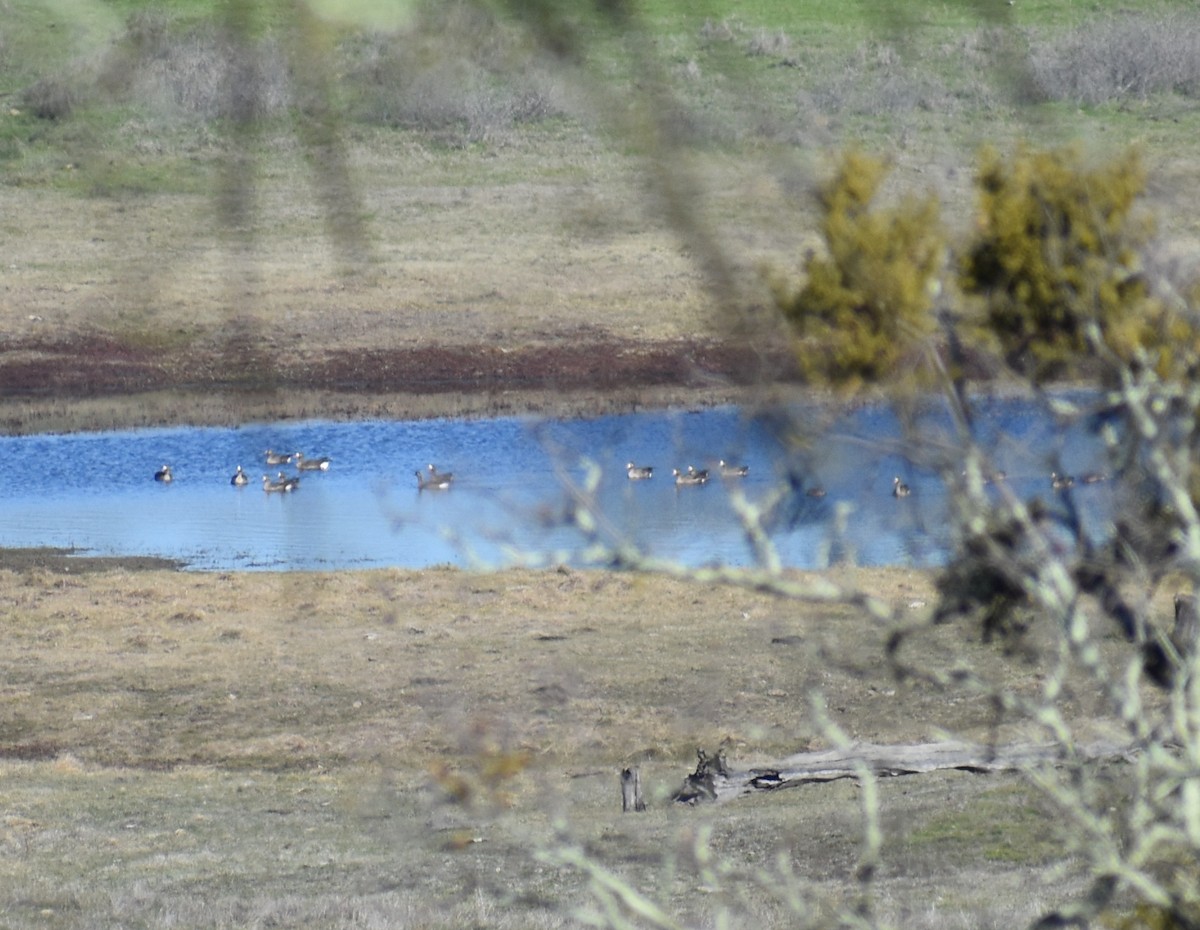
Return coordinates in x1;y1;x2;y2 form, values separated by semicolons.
806;486;827;498
230;465;249;487
673;468;707;487
892;476;911;498
426;463;455;484
294;452;331;472
278;471;300;492
1080;471;1107;484
1051;472;1075;491
686;465;711;482
154;464;173;483
262;473;289;493
626;462;654;480
264;449;292;466
416;469;452;491
718;460;749;478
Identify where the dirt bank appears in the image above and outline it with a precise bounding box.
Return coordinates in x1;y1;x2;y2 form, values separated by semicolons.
0;327;802;433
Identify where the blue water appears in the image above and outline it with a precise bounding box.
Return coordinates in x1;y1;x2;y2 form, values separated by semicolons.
0;395;1116;572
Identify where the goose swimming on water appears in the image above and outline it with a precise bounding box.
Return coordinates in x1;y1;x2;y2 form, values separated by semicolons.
426;463;454;484
626;462;654;480
294;453;331;472
892;476;911;498
154;464;173;483
718;460;749;478
1051;472;1075;491
416;469;452;491
264;450;292;466
231;465;249;486
673;468;707;487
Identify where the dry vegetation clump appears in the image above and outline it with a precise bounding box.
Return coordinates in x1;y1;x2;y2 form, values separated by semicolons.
1028;12;1200;106
340;4;566;145
25;10;294;123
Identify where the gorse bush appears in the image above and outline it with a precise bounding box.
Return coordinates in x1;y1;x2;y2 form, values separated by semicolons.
778;143;1195;388
959;144;1198;382
774;150;944;388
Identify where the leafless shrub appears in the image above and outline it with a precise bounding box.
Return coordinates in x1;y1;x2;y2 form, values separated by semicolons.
21;76;77;120
1029;12;1200;105
343;19;564;144
98;11;291;121
746;28;791;59
697;17;742;45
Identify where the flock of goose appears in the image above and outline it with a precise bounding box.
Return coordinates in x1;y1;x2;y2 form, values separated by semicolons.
152;449;335;492
151;449;1109;501
625;460;749;487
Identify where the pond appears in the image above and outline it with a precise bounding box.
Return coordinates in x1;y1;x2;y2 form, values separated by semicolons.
0;394;1116;572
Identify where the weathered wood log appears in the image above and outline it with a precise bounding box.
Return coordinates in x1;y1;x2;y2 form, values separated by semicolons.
673;739;1137;805
621;766;646;812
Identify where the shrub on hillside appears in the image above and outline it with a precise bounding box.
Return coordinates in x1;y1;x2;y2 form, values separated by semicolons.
1028;12;1200;105
21;76;77;120
342;3;563;144
95;11;291;121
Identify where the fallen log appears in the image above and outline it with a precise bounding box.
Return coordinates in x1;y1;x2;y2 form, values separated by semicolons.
673;739;1138;805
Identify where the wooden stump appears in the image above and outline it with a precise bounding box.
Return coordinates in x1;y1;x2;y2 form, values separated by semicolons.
1173;593;1198;661
620;767;646;812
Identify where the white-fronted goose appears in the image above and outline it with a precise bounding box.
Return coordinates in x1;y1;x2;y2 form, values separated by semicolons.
626;462;654;480
154;464;173;483
718;460;749;478
231;465;249;486
262;473;289;493
416;469;452;491
264;450;293;466
1051;472;1075;491
892;476;911;498
673;468;707;487
294;452;331;472
427;463;455;484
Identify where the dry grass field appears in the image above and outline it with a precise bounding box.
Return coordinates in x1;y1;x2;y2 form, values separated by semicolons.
0;557;1172;928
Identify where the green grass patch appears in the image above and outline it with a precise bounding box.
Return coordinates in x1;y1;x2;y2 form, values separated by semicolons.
907;783;1064;866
